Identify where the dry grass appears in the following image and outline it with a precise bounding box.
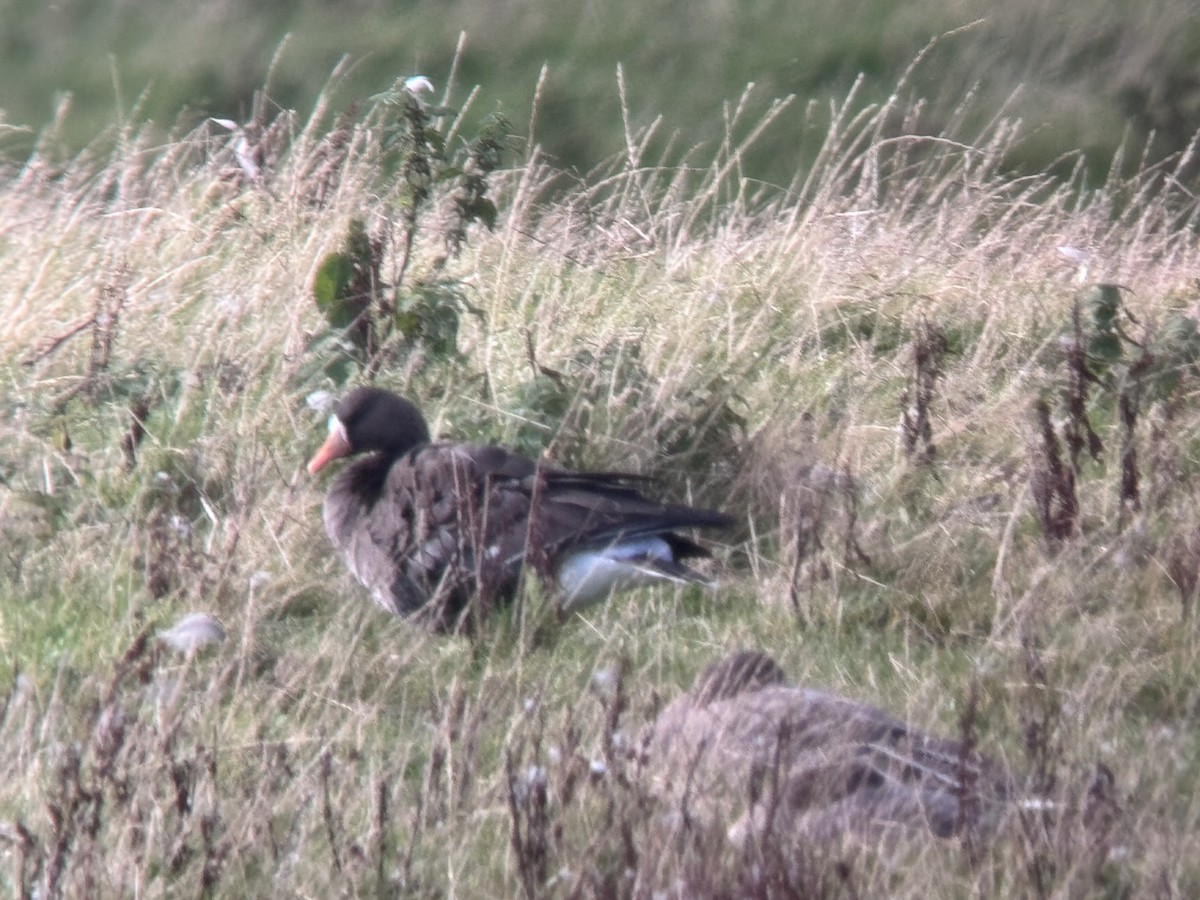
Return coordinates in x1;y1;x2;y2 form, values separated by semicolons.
2;67;1200;897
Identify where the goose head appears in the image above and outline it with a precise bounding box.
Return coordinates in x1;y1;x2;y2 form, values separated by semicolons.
307;387;432;474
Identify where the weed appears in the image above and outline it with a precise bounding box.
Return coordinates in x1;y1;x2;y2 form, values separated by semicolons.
1029;397;1080;543
1029;283;1200;542
900;317;947;465
309;79;507;383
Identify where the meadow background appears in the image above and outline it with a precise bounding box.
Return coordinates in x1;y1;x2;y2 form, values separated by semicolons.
2;0;1200;896
4;0;1200;186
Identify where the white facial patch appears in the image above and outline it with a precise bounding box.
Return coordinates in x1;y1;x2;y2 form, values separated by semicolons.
328;415;349;443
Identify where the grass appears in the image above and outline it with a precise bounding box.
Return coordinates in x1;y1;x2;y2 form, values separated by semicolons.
3;0;1200;188
2;61;1200;897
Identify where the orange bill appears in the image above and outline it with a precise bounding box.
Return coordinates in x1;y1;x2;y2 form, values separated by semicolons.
307;428;351;474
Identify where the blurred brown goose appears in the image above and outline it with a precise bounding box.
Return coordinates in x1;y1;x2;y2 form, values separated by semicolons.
307;387;735;630
643;650;1013;848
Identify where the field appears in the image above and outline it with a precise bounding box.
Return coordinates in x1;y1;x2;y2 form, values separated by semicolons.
3;0;1200;187
2;60;1200;897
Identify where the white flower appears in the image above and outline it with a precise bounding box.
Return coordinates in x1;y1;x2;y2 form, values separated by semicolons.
404;76;435;95
158;612;226;654
306;390;334;413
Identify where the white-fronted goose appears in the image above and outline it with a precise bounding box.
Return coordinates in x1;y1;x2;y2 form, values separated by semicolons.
307;387;736;630
643;650;1013;848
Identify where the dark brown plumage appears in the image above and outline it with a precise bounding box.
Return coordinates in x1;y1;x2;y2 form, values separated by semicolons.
308;387;735;630
643;650;1013;848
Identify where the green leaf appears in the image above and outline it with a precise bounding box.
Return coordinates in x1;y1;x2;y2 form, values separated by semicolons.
1089;331;1123;363
471;197;498;230
424;131;447;157
323;351;359;387
1086;283;1125;330
295;331;361;389
313;252;357;328
1161;313;1200;365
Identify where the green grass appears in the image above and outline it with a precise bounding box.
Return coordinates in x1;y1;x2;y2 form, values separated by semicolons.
3;0;1200;190
2;63;1200;896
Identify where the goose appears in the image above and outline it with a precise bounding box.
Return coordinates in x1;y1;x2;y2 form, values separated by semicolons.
307;387;735;630
642;650;1013;848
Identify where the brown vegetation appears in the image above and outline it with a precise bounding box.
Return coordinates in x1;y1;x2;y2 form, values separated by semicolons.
2;65;1199;896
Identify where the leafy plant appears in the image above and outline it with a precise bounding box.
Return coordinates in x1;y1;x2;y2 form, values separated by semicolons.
310;79;508;382
1031;283;1200;540
1079;283;1135;371
312;218;380;355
